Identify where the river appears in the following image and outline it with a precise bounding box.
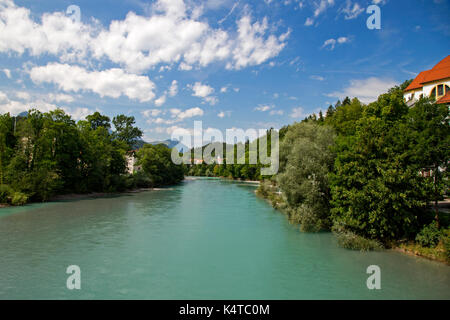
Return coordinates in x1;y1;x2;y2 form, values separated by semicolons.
0;177;449;299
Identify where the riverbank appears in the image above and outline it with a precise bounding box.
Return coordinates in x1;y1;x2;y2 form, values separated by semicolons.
0;181;184;208
255;179;450;265
393;241;450;265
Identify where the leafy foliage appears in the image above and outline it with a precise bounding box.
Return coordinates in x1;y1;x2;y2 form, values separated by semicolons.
0;108;183;205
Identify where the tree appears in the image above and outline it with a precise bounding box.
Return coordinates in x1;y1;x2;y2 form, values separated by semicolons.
137;144;184;186
407;97;450;227
112;115;143;149
329;85;430;242
86;112;111;130
277;121;336;231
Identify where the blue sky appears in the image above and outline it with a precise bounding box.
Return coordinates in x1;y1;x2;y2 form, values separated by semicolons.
0;0;449;142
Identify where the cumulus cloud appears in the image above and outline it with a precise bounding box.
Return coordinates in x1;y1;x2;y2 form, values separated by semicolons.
326;77;398;104
29;63;156;102
0;90;91;119
171;107;204;120
169;80;178;97
142;109;162;118
143;106;203;125
189;82;218;105
0;0;95;62
154;95;166;106
0;0;288;73
228;16;289;70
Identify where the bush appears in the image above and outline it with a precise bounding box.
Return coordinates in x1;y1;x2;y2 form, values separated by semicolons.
415;222;442;248
332;224;383;251
290;204;329;232
441;228;450;260
132;171;153;188
11;192;28;206
0;184;13;203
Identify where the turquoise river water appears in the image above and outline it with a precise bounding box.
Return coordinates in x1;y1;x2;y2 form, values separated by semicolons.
0;178;449;299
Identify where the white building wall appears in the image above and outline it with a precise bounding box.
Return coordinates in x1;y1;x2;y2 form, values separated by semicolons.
404;78;450;103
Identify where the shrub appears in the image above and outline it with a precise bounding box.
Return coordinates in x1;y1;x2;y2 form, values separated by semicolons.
0;184;13;203
415;222;442;248
332;224;383;251
441;228;450;260
133;171;153;188
11;192;28;206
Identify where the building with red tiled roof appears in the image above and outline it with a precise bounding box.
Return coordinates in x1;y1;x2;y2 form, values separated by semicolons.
404;55;450;106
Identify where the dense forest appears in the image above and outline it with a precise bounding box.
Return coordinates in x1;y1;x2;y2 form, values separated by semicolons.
190;81;450;258
0;110;184;206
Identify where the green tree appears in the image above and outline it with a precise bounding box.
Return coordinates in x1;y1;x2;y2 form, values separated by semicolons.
277;121;336;231
112;115;143;149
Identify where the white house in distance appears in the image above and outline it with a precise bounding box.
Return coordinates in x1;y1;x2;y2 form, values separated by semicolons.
404;55;450;106
125;151;142;174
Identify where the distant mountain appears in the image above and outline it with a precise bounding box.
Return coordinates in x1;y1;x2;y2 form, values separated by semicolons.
149;139;189;152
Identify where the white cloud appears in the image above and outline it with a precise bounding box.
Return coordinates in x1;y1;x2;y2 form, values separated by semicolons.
220;86;228;93
0;0;94;62
144;106;203;125
326;77;398;104
290;106;305;118
190;82;214;97
255;104;273;112
269;109;284;115
142;109;162;117
340;1;365;20
47;93;75;103
229;16;289;70
171;107;204;120
67;107;92;120
29;63;155;102
314;0;335;17
217;111;225;118
154;95;166;106
2;68;11;78
189;82;218;105
310;75;325;81
169;80;178;97
304;17;314;26
0;90;91;119
0;0;288;73
179;62;193;71
322;36;350;50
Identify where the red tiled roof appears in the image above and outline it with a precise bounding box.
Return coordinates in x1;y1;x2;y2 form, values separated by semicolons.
436;91;450;104
404;55;450;92
421;55;450;84
404;70;431;91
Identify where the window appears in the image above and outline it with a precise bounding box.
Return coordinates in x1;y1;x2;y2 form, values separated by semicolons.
437;84;444;96
446;85;450;94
